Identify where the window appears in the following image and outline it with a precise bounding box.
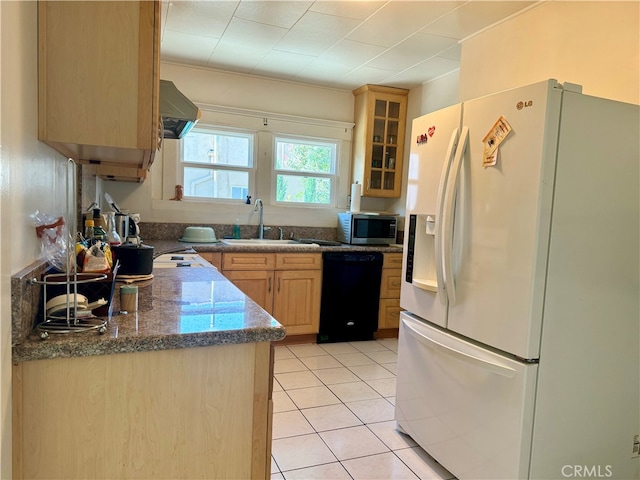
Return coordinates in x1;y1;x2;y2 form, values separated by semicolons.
180;128;254;200
274;136;337;205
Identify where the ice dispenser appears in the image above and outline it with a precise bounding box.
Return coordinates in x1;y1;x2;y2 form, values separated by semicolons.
405;214;439;292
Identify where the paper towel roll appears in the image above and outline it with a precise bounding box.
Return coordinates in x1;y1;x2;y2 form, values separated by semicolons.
350;183;362;212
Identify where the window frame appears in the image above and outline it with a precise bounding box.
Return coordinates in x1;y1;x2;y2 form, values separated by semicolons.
271;133;339;208
178;125;257;203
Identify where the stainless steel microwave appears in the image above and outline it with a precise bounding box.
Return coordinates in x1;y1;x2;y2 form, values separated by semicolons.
337;212;398;245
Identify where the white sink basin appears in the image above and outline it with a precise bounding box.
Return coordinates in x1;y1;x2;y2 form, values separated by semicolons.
221;239;319;248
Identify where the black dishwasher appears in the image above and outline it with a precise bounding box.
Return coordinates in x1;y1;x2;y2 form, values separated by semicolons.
318;251;383;343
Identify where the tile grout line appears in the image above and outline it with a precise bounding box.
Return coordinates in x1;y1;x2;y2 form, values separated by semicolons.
272;340;413;478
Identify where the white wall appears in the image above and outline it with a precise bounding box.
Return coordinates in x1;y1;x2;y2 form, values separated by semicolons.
0;3;70;476
103;62;396;229
459;1;639;104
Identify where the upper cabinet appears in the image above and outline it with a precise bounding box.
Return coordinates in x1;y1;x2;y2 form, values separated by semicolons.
38;1;161;182
351;85;409;198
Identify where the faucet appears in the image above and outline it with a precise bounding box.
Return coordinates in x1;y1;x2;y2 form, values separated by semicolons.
254;198;270;239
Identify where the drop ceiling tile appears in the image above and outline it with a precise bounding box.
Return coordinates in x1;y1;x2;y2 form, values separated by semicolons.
308;0;386;20
252;50;316;78
163;0;238;38
385;55;460;86
421;1;535;39
347;1;463;47
320;39;386;66
438;43;462;61
160;31;219;65
366;32;458;70
344;65;400;88
207;43;265;74
234;0;313;29
220;17;288;50
275;12;362;56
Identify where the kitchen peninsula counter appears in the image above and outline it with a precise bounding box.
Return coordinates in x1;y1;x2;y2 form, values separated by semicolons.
12;263;282;479
13;263;285;363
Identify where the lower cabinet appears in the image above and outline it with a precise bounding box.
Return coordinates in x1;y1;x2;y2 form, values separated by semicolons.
222;253;322;335
198;251;222;270
12;342;274;479
378;253;403;330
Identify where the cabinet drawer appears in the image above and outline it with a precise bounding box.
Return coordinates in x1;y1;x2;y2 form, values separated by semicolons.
275;253;322;270
222;253;276;270
380;268;402;298
383;253;403;269
378;298;401;329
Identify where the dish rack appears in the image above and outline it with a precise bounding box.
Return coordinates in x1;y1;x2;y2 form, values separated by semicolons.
29;159;116;339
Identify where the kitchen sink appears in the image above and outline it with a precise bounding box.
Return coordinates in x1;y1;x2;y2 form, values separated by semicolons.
220;239;319;247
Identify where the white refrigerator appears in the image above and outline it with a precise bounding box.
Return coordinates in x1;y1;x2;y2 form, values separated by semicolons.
395;79;639;480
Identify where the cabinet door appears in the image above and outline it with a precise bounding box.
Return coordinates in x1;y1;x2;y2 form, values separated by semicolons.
380;268;402;298
199;252;222;270
378;299;401;329
38;1;160;180
223;270;274;313
352;85;408;198
272;270;321;335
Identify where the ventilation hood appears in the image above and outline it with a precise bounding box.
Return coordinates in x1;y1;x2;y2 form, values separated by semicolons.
160;80;201;139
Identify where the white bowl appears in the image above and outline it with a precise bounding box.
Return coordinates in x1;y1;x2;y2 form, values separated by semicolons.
179;226;218;243
46;293;89;315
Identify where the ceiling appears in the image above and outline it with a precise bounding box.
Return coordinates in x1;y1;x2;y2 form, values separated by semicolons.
160;0;536;91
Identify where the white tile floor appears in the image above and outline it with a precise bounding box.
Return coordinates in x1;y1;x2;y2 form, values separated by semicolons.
271;339;455;480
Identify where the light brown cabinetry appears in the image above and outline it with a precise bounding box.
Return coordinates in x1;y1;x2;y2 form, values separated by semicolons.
13;342;274;479
198;251;222;270
37;1;160;182
352;85;409;197
378;252;403;330
222;253;322;335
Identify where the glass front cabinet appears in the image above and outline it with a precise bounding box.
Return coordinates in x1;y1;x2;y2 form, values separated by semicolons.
352;84;409;198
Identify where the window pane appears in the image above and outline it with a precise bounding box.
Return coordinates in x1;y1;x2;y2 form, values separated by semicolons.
183;131;251;166
275;140;334;174
276;174;331;204
184;167;249;199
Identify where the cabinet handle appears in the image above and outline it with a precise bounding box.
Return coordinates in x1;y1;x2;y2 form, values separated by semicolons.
278;277;281;293
268;277;272;293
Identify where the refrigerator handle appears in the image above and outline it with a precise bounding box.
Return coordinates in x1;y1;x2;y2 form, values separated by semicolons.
434;128;459;304
403;316;517;378
441;126;469;306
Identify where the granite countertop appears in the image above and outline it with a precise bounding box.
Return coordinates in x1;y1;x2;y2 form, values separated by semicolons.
13;264;286;363
12;239;403;363
147;239;404;256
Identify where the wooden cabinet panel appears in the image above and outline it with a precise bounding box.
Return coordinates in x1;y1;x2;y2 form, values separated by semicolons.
275;253;322;270
223;253;276;270
38;1;160;182
222;253;321;335
378;252;403;332
378;298;401;329
273;270;322;336
223;270;273;312
198;252;222;270
352;85;408;198
382;252;403;269
380;268;402;298
13;343;273;479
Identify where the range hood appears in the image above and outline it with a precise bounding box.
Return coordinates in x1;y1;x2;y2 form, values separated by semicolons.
160;80;201;139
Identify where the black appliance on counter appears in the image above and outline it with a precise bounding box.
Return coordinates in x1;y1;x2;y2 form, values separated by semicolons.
318;251;383;343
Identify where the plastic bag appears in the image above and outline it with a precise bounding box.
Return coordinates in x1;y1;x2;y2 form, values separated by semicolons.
31;211;75;272
83;242;112;273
